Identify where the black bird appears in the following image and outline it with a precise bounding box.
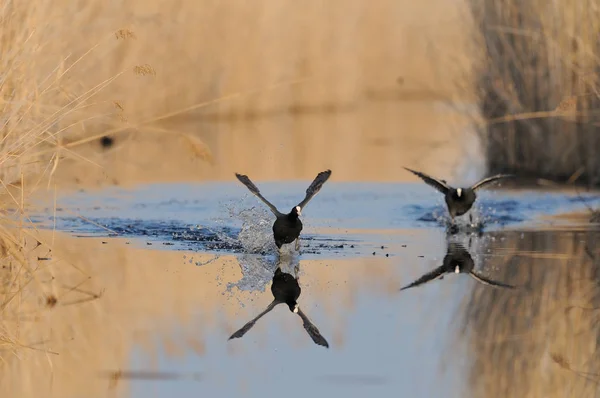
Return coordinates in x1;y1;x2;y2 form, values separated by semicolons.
400;242;515;291
235;170;332;251
228;264;329;348
404;167;513;222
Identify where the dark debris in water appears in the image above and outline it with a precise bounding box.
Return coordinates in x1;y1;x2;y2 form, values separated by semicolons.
28;189;592;261
32;216;358;255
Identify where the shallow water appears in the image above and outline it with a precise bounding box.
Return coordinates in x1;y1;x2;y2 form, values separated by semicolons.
17;182;600;398
30;181;600;254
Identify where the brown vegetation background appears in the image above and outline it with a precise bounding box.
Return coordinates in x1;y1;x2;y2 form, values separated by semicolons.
5;0;600;397
1;1;474;397
1;0;476;196
469;0;600;186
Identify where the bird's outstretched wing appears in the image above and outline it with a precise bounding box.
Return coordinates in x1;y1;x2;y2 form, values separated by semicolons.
228;300;279;340
297;308;330;348
403;167;450;194
399;265;447;291
468;272;515;289
296;169;332;211
235;173;283;217
470;174;514;191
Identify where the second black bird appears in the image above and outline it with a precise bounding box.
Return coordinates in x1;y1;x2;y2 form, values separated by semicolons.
404;167;513;222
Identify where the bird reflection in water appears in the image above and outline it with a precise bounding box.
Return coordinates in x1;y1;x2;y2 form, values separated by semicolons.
400;239;516;291
228;254;329;348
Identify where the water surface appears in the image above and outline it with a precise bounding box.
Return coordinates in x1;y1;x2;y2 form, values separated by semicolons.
18;182;600;398
31;181;600;256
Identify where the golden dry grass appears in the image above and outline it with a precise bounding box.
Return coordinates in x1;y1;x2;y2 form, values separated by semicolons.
0;0;163;361
467;0;600;186
0;0;478;189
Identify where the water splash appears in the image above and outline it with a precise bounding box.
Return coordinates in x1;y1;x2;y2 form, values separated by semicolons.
414;197;527;233
219;201;277;254
226;253;277;294
209;196;315;255
225;251;301;293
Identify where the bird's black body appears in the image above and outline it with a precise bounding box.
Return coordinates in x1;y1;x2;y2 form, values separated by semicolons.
444;188;477;218
273;212;303;249
235;170;332;250
228;265;329;348
404;167;513;220
400;242;515;291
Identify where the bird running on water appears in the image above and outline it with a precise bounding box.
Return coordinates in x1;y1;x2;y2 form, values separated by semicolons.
235;169;332;252
404;167;513;223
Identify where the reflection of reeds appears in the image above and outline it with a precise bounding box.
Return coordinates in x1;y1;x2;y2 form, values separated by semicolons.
468;0;600;186
0;230;400;397
0;2;152;386
458;230;600;397
574;190;600;223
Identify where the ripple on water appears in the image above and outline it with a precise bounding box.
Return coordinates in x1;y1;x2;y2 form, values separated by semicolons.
18;181;600;398
28;182;600;259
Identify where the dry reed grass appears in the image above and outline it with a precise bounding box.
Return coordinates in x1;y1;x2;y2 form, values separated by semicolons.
0;0;163;381
455;230;600;397
467;0;600;187
0;0;268;366
24;0;476;186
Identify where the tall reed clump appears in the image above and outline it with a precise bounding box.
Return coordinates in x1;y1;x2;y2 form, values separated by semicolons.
468;0;600;186
0;0;148;366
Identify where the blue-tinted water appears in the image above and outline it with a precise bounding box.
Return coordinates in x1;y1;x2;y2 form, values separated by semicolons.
26;182;600;398
29;182;600;258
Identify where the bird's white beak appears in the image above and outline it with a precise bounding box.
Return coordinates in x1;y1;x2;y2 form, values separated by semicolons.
457;188;462;197
455;266;460;273
293;304;299;313
296;206;302;216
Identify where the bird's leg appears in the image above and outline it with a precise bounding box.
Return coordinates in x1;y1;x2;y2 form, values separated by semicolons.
294;265;300;279
469;213;474;227
295;237;300;251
